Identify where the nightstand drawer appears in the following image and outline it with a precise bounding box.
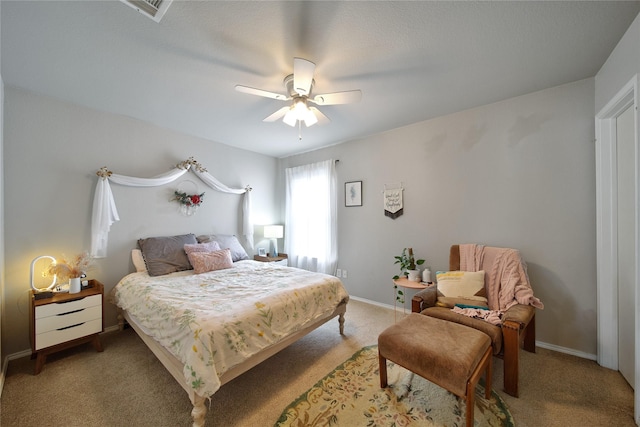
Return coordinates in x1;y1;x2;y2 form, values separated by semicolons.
35;304;102;334
35;294;101;319
35;318;102;350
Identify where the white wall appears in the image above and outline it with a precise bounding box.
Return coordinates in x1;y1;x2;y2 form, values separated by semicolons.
281;78;597;355
1;87;280;356
595;13;640;114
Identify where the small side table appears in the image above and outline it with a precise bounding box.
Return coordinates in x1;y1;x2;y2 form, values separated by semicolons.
254;253;288;266
29;279;104;374
393;277;428;321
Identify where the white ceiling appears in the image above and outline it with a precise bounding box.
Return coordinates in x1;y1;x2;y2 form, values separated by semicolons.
2;1;639;158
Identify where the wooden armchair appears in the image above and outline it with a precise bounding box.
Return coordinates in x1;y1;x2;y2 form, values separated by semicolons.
411;245;537;397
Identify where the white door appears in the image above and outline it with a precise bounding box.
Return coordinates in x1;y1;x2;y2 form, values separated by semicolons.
617;103;635;389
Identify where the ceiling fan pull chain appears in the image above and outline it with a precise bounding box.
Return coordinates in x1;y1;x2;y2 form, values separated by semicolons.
298;120;302;141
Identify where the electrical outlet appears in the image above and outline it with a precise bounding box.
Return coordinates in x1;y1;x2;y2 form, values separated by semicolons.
342;270;348;279
336;268;342;278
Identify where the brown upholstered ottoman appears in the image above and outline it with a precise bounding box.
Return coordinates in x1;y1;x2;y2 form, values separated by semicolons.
378;313;492;427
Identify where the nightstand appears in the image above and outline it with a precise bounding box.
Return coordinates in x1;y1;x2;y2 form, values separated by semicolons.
254;253;288;266
29;279;104;374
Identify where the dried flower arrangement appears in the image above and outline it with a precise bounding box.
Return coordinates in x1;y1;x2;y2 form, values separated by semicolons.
173;191;205;207
47;251;95;281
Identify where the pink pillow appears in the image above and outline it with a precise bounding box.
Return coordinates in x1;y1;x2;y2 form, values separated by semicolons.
187;249;233;274
184;241;221;255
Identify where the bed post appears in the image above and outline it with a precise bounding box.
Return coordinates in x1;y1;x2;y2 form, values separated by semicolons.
117;311;125;331
191;394;207;427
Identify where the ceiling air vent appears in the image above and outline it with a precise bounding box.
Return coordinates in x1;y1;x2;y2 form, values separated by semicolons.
120;0;173;23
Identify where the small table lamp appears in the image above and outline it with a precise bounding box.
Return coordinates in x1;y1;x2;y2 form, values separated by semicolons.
264;225;284;257
30;255;57;293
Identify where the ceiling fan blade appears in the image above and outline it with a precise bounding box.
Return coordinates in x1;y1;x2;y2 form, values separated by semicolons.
235;85;289;101
312;90;362;105
309;107;330;125
293;58;315;96
263;106;291;122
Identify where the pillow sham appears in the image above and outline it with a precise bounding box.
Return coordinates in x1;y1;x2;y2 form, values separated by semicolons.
138;233;197;277
131;249;147;273
183;241;221;255
187;248;233;274
196;234;249;262
435;270;487;308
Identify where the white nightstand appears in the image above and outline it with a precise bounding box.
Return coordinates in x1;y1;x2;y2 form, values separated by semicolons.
29;279;104;374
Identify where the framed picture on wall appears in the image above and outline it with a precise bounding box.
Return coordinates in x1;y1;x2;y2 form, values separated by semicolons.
345;181;363;207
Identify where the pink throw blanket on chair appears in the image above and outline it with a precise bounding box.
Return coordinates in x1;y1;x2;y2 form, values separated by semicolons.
459;244;544;312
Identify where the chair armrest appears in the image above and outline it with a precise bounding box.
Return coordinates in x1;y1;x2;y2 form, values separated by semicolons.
411;285;437;313
502;303;535;329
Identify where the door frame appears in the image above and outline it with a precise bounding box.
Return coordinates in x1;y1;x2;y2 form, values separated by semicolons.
595;74;639;423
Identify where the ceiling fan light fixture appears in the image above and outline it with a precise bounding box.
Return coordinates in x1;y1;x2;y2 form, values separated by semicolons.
303;109;318;127
283;108;298;127
236;57;360;130
281;97;318;127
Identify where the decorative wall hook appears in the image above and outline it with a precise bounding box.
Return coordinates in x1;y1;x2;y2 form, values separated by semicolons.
176;157;207;173
96;166;112;179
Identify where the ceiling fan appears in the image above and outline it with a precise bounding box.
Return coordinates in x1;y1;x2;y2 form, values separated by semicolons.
235;58;362;129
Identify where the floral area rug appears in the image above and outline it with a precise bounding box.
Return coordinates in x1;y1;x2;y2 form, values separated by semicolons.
275;345;515;427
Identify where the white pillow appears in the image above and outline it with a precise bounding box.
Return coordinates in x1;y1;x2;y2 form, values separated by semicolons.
131;249;147;273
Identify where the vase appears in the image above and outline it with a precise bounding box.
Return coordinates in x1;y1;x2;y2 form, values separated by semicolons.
408;269;421;282
69;277;81;294
422;268;431;283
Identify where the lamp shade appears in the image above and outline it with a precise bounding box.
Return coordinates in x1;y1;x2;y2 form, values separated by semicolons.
264;225;284;239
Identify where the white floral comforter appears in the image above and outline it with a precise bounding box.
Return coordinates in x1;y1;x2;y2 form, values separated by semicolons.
111;260;349;398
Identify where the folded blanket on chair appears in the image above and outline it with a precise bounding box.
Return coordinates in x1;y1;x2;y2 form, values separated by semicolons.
452;306;503;326
460;244;544;313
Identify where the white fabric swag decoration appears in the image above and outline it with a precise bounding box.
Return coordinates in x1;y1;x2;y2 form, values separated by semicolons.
91;157;252;258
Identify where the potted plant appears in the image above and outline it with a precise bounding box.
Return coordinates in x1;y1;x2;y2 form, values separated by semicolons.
48;251;94;294
393;248;425;303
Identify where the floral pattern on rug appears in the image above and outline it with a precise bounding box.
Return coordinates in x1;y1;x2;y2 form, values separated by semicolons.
275;345;515;427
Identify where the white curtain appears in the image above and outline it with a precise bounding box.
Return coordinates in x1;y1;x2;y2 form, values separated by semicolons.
91;159;252;258
285;159;337;274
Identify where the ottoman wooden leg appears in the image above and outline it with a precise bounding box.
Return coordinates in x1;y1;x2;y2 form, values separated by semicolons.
485;349;492;399
379;353;388;388
465;383;475;427
465;346;492;427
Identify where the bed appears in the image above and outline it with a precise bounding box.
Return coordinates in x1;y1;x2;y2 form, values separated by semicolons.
111;234;349;427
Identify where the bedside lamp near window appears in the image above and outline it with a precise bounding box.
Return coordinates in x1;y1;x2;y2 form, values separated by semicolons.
264;225;284;257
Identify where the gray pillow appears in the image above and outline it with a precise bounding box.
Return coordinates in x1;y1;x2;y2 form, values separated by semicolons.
138;234;197;276
196;234;249;262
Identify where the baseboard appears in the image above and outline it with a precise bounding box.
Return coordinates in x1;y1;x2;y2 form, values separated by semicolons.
349;295;599;361
348;295;396;311
535;341;597;361
0;354;7;397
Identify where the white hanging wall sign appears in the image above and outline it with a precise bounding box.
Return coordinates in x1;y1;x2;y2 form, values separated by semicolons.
383;184;404;219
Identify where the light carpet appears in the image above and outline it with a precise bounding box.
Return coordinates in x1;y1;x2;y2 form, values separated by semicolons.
275;345;514;427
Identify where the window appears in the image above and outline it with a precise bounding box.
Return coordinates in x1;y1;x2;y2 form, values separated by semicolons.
285;160;337;274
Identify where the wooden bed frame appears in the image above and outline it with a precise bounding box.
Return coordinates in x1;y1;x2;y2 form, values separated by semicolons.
118;302;347;426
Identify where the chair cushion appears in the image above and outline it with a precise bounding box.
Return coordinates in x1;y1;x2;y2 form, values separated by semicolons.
421;307;503;354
